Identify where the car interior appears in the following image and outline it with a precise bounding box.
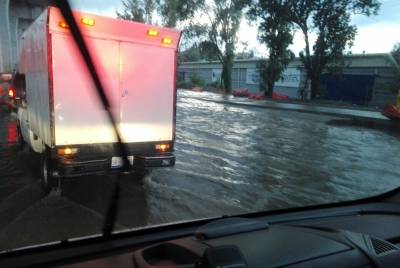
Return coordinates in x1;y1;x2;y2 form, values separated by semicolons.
1;1;399;267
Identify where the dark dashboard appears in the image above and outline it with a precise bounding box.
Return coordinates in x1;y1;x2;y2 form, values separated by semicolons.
9;201;396;268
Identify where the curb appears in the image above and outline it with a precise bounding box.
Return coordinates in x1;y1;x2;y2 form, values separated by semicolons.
190;96;389;122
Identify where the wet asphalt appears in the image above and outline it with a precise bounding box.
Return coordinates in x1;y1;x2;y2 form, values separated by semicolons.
0;109;147;250
1;90;400;251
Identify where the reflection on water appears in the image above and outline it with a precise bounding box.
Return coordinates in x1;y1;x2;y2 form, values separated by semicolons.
7;121;17;145
148;90;400;224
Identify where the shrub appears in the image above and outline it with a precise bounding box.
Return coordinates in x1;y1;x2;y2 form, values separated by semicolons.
189;74;206;88
177;80;192;89
206;81;221;89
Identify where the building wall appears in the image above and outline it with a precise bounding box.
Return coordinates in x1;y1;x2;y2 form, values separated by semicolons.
0;0;11;72
179;59;305;95
370;68;398;108
180;68;212;83
179;54;399;108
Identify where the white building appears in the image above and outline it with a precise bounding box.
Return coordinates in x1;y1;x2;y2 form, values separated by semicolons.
179;53;400;108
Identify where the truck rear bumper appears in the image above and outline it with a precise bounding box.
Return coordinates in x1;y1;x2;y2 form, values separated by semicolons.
134;155;175;168
56;154;175;177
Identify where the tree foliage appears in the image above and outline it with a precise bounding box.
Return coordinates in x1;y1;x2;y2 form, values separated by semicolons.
116;0;156;24
236;49;255;59
179;44;203;62
158;0;205;27
288;0;380;99
179;23;209;54
392;43;400;65
117;0;204;27
249;0;294;97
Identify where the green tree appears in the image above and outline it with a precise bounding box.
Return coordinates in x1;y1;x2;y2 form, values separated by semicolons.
117;0;206;65
200;0;248;94
235;44;256;59
179;44;203;62
288;0;380;99
117;0;205;27
116;0;156;24
249;0;294;97
158;0;205;27
197;41;220;61
236;50;255;59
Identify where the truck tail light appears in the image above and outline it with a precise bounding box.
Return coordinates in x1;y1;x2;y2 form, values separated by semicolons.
81;17;95;26
147;29;159;37
155;143;170;152
8;88;15;99
59;21;69;28
162;37;173;45
58;147;78;156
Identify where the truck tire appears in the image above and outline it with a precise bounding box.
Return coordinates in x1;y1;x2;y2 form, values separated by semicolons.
41;153;58;195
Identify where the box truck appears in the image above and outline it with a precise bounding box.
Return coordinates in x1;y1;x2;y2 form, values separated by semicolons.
15;7;180;192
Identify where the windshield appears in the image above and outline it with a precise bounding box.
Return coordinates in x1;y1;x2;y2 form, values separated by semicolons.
0;0;400;252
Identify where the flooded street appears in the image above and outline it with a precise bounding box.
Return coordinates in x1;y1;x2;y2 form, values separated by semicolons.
1;90;400;250
149;91;400;222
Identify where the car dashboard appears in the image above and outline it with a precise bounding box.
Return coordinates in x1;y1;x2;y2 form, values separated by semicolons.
31;202;400;268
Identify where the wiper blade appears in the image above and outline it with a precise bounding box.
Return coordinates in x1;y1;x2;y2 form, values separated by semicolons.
54;0;129;237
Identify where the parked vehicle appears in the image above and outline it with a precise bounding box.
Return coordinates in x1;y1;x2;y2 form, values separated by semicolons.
0;74;14;111
4;73;26;112
16;7;181;192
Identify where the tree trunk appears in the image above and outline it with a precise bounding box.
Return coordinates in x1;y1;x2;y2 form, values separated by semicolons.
300;78;309;100
222;58;233;94
302;28;312;71
302;27;315;100
265;81;274;98
310;75;319;100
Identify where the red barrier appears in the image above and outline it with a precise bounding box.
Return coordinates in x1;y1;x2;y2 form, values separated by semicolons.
192;86;203;92
382;104;400;120
272;92;289;100
232;88;249;97
247;92;289;101
248;93;264;100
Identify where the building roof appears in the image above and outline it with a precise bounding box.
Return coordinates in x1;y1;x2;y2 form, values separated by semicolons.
180;53;400;70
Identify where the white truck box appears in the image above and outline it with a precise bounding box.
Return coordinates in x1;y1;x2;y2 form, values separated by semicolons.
17;7;180;180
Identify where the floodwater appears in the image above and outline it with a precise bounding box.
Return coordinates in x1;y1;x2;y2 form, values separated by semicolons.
1;90;400;250
148;90;400;223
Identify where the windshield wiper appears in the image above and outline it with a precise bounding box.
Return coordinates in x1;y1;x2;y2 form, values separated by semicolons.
54;0;128;237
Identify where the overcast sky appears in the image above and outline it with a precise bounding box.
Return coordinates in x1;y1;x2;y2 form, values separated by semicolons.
70;0;400;56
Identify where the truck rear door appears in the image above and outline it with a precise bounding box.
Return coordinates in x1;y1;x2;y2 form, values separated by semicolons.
52;34;120;145
119;42;175;143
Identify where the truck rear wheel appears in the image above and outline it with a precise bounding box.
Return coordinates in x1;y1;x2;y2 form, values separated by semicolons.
41;154;59;195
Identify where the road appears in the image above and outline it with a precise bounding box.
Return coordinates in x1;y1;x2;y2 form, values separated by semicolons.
1;90;400;251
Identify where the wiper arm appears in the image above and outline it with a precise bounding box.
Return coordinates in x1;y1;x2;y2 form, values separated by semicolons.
54;0;129;237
